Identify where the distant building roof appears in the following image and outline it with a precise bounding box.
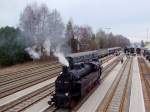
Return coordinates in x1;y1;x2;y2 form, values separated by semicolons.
144;43;150;50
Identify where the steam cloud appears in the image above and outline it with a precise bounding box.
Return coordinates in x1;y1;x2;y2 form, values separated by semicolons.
54;52;69;67
43;38;51;56
54;46;69;67
25;37;70;67
25;47;41;59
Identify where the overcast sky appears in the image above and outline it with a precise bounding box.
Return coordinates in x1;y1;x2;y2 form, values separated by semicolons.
0;0;150;42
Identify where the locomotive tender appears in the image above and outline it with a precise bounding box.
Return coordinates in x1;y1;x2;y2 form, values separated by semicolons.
48;47;121;108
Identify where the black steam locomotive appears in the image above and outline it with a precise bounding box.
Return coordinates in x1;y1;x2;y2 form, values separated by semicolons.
124;47;135;56
143;49;150;61
48;51;102;108
136;48;141;55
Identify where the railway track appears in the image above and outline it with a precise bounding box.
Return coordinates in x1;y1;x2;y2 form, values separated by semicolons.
43;105;62;112
0;61;59;79
0;55;112;83
0;83;55;112
101;56;120;80
0;55;112;78
0;68;61;98
0;55;119;112
97;57;133;112
101;55;114;64
0;64;61;85
138;57;150;111
0;61;46;74
0;61;55;75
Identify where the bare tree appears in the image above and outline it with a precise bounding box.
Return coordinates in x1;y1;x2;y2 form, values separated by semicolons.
95;29;130;48
65;20;78;53
19;3;64;57
96;30;107;48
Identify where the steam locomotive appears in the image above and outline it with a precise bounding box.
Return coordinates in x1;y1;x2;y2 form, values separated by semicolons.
48;51;101;108
124;47;142;56
124;47;135;56
48;47;121;108
143;49;150;61
136;48;141;55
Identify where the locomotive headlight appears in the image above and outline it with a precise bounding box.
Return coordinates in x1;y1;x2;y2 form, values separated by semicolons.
65;93;69;96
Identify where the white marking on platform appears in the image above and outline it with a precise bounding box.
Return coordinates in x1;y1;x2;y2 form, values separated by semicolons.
0;77;57;106
129;57;145;112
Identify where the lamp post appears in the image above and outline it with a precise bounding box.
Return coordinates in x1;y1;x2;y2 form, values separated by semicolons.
104;27;112;34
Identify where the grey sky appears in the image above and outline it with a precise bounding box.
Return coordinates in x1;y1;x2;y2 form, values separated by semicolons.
0;0;150;42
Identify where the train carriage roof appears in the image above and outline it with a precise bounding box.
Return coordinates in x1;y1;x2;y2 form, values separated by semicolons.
108;47;121;51
66;50;97;58
66;50;98;64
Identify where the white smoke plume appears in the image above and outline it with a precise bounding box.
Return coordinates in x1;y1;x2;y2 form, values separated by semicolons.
43;38;51;56
25;46;41;59
54;46;69;67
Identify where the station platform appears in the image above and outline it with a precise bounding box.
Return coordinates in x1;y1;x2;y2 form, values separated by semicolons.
129;57;145;112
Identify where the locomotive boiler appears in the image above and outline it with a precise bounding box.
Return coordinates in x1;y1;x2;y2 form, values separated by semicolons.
48;51;102;108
